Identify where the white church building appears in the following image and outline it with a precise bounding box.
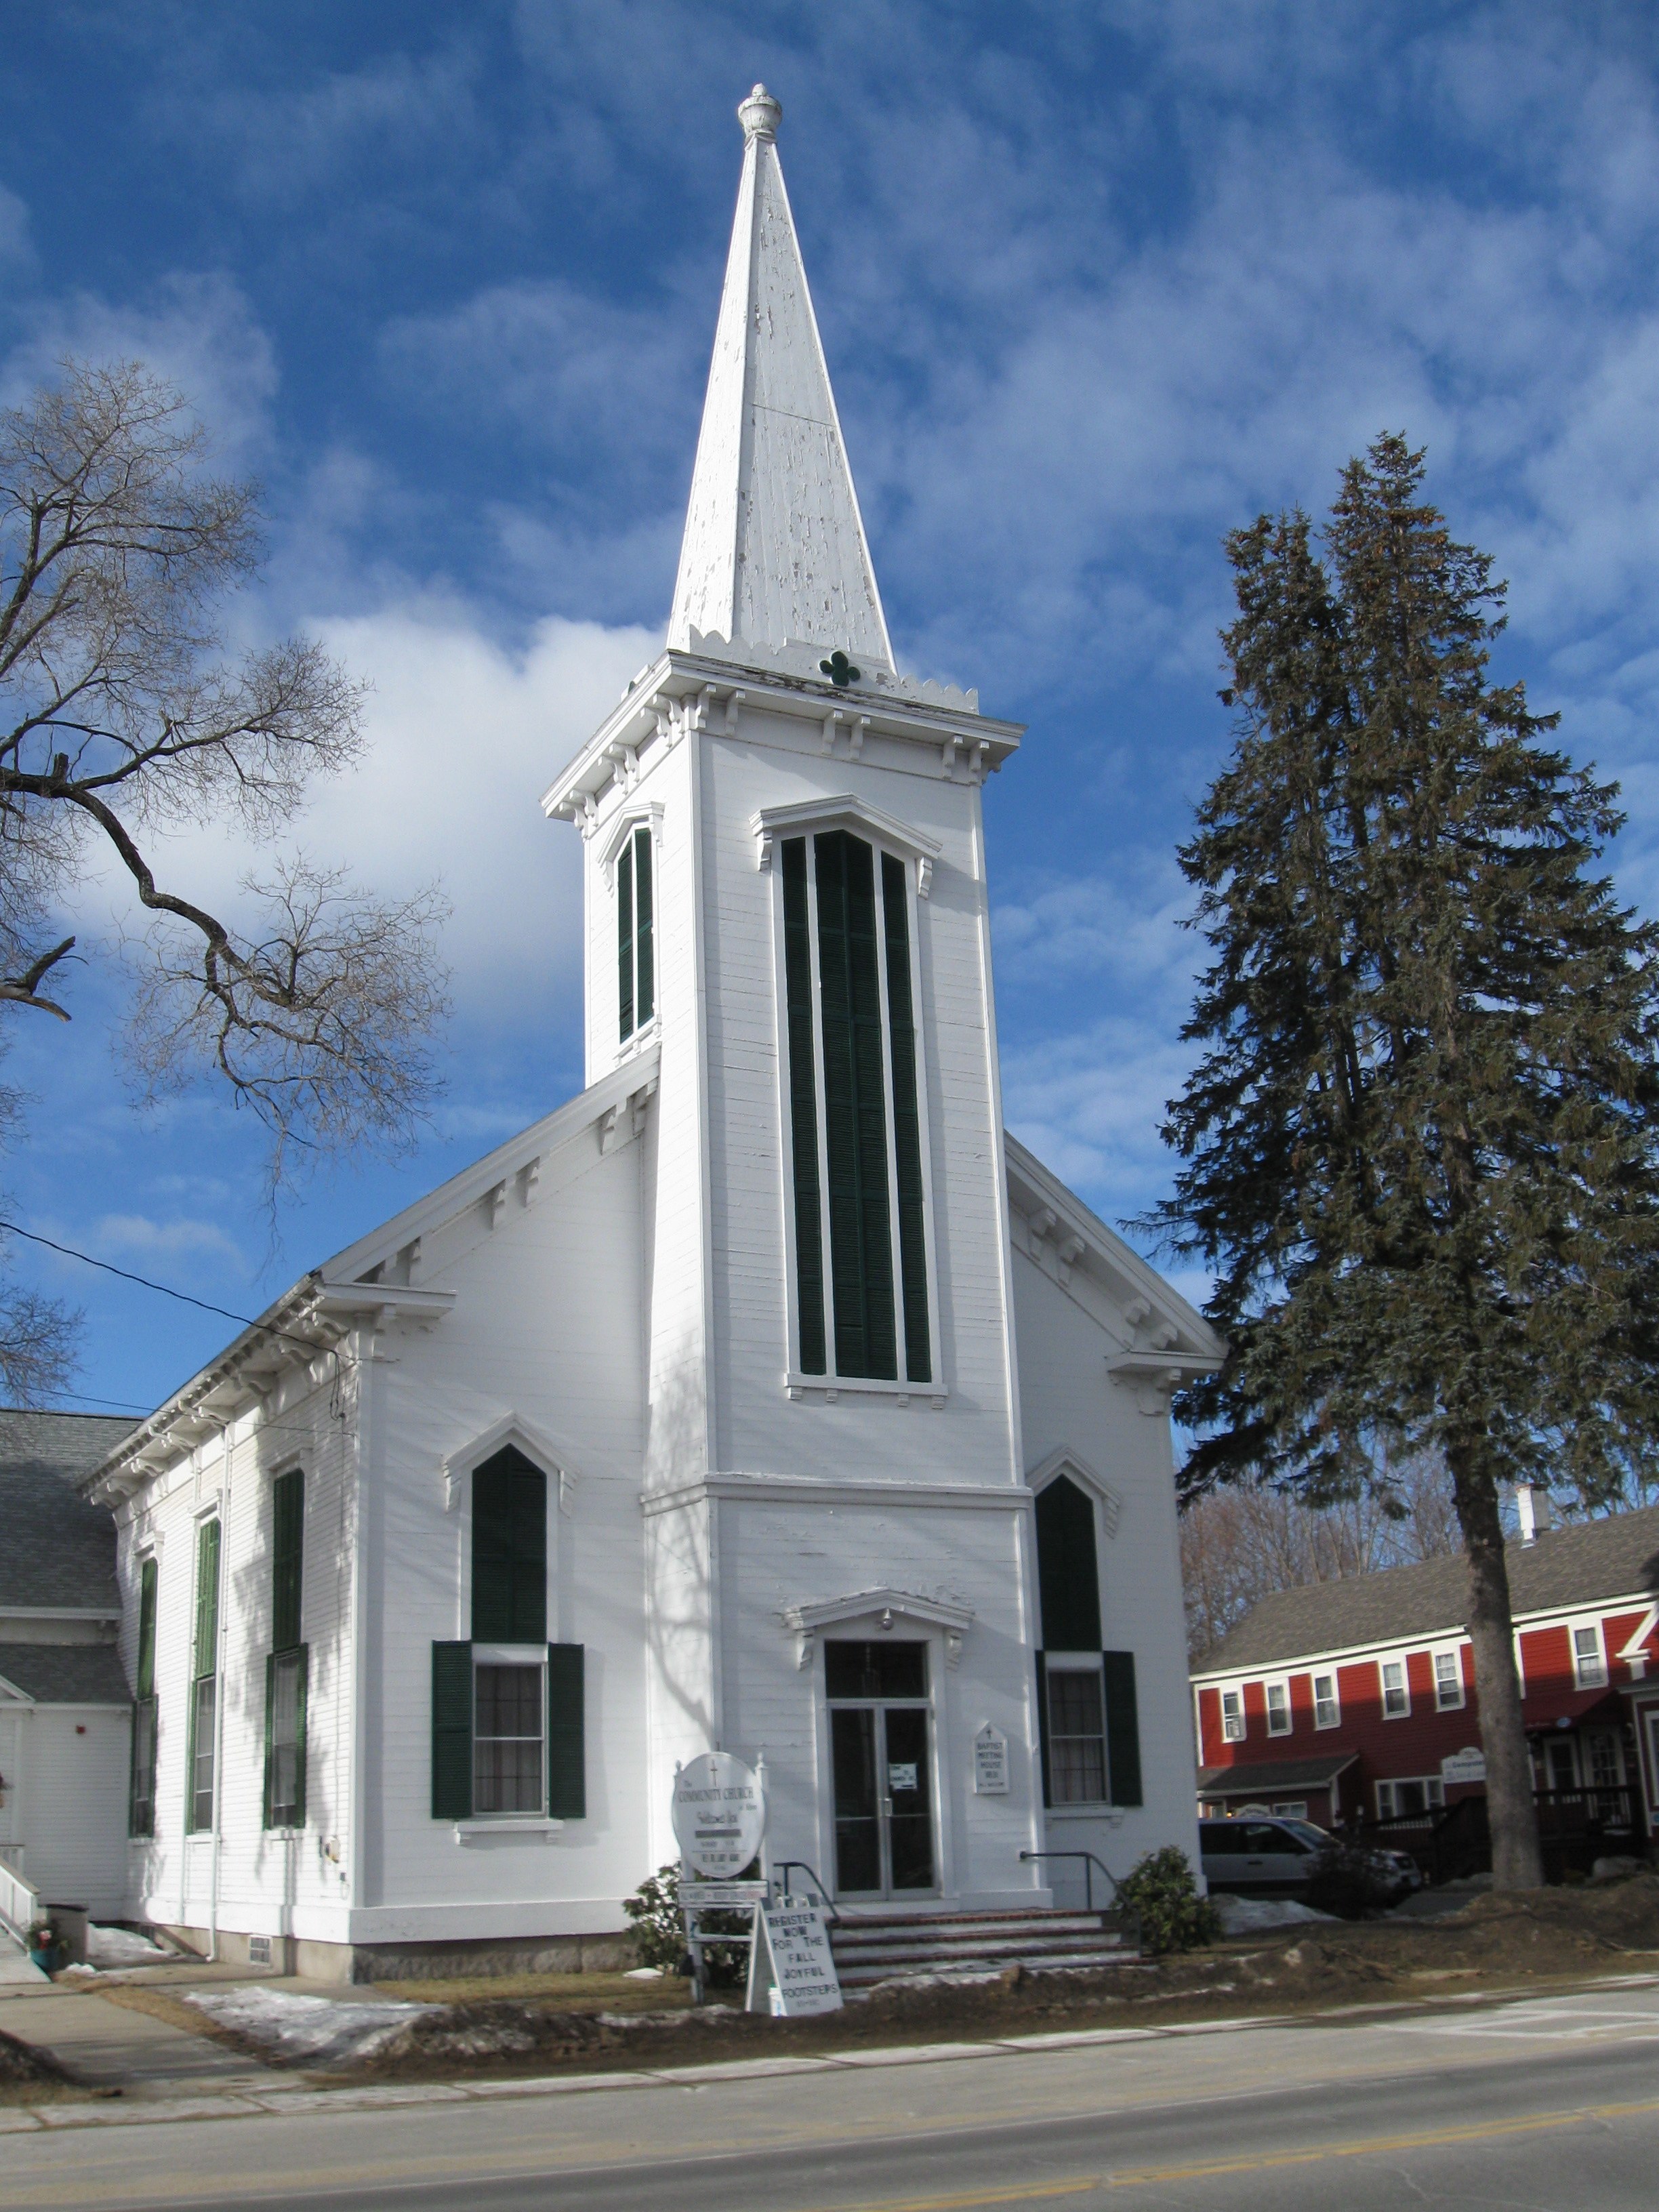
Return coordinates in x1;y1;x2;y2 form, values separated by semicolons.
68;85;1221;1980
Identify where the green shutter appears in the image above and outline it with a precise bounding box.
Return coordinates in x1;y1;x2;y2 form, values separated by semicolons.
262;1650;276;1828
1102;1650;1143;1807
471;1447;548;1642
634;827;654;1025
881;852;930;1383
546;1643;586;1818
136;1555;157;1700
1034;1652;1052;1809
432;1641;474;1819
781;838;826;1373
815;830;897;1379
272;1469;304;1652
128;1696;157;1838
617;838;635;1040
1034;1478;1101;1650
194;1519;221;1680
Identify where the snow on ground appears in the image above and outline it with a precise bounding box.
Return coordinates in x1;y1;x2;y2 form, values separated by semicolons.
1212;1893;1338;1933
186;1986;441;2067
88;1923;176;1968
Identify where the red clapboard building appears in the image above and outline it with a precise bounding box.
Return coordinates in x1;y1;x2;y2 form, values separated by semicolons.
1190;1500;1659;1863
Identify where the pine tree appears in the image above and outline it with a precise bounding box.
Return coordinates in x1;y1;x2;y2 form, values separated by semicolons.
1155;434;1659;1889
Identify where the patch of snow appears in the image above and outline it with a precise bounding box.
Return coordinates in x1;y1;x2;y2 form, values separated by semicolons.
88;1923;176;1968
623;1966;665;1980
186;1986;441;2067
1213;1893;1338;1933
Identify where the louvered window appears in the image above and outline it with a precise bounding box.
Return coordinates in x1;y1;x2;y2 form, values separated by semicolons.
779;830;931;1384
264;1470;308;1830
186;1519;220;1833
617;823;655;1043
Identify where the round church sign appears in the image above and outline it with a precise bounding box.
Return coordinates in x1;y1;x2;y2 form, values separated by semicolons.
672;1753;766;1879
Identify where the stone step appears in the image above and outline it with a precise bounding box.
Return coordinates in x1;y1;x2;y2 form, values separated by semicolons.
836;1947;1132;1988
830;1931;1127;1967
830;1911;1110;1942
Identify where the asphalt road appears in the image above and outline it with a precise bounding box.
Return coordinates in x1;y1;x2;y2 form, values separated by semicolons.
7;1978;1659;2212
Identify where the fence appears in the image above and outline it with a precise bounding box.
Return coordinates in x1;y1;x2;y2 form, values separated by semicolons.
1366;1786;1641;1884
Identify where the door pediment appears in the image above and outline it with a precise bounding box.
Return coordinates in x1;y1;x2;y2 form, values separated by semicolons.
780;1587;973;1672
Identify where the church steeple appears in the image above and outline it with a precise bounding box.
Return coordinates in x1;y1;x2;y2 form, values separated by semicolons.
668;85;895;672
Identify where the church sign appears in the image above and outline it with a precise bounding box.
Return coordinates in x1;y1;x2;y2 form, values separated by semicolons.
747;1896;843;2016
672;1752;765;1878
974;1723;1009;1795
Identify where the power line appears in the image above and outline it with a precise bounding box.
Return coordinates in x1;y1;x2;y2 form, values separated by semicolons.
0;1218;341;1361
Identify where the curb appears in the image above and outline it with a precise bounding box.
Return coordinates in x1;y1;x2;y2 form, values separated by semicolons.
4;1971;1656;2134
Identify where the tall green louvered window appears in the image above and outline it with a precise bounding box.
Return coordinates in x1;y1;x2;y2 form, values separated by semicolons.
617;823;655;1042
780;830;931;1385
186;1517;220;1833
128;1555;159;1837
264;1469;308;1830
1032;1475;1143;1810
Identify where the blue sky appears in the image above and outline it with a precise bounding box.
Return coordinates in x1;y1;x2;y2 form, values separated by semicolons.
5;1;1659;1417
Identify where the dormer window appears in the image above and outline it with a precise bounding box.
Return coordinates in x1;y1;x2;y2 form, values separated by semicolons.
778;825;932;1384
617;823;655;1042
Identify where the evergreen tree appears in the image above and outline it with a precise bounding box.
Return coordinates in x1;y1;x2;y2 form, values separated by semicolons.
1154;434;1659;1888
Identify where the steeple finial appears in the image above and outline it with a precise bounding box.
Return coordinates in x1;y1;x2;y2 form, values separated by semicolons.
667;88;894;672
737;83;781;141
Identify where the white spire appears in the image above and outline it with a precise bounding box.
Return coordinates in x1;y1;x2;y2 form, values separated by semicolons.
668;85;895;672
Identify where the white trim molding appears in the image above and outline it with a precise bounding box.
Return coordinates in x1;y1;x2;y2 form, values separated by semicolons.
441;1412;583;1515
780;1587;975;1673
1024;1446;1122;1539
750;795;942;893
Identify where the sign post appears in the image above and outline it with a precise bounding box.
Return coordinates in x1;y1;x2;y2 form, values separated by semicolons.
672;1753;766;2005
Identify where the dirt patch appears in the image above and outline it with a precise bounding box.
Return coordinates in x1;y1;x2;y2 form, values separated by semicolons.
0;2025;74;2104
319;1875;1659;2086
368;1971;691;2014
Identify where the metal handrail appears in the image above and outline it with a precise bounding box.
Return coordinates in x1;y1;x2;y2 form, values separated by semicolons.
771;1860;842;1925
1019;1849;1122;1913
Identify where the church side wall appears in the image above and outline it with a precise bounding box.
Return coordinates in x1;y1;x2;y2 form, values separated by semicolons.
116;1380;358;1951
360;1131;653;1944
1011;1248;1202;1898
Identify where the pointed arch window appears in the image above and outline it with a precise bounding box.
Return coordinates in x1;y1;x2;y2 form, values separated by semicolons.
617;823;655;1043
776;823;935;1387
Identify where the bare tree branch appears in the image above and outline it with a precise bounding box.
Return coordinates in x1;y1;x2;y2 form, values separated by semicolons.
0;358;449;1189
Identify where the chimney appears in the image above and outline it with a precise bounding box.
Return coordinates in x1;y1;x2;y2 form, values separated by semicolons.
1515;1485;1553;1546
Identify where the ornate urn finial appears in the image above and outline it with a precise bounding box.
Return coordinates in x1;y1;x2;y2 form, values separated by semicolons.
738;83;781;142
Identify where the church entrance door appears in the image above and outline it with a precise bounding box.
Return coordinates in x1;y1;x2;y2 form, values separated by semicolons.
826;1639;937;1898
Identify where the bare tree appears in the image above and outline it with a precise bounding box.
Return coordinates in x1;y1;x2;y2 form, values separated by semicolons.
0;1057;78;1404
0;359;448;1197
1181;1450;1462;1661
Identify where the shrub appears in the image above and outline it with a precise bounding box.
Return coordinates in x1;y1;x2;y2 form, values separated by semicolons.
1116;1846;1223;1955
620;1862;752;1985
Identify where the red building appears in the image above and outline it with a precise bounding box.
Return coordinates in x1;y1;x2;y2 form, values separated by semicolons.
1191;1503;1659;1863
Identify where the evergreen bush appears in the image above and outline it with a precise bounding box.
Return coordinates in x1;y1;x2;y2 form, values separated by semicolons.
1116;1847;1223;1955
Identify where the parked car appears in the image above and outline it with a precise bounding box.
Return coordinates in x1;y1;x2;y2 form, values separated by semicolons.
1199;1816;1422;1907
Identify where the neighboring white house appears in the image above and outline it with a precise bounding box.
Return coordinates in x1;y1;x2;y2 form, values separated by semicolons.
1;1410;138;1923
78;84;1223;1982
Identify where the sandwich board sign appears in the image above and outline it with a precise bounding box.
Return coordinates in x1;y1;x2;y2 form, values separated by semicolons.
746;1896;843;2017
672;1753;765;1878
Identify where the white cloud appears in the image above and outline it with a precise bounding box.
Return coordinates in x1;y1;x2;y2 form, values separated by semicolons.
93;1212;247;1271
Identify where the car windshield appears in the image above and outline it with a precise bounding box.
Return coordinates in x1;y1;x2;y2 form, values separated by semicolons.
1279;1820;1331;1847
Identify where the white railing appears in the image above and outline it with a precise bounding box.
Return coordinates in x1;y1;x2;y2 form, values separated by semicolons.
0;1856;40;1945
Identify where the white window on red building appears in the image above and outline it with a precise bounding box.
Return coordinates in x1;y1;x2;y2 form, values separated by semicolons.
1221;1689;1245;1742
1433;1650;1465;1711
1380;1659;1410;1718
1572;1624;1608;1689
1376;1775;1444;1819
1265;1681;1291;1736
1312;1673;1340;1729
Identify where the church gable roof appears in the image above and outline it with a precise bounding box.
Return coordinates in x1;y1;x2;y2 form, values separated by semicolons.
669;85;893;673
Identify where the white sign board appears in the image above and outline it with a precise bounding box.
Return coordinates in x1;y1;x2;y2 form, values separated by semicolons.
1441;1746;1487;1786
748;1897;842;2017
672;1753;765;1879
973;1724;1009;1795
680;1880;768;1910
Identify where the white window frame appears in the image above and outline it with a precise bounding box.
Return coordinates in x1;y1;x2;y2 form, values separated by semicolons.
1220;1687;1246;1743
760;802;944;1400
1380;1658;1410;1719
470;1643;549;1820
1570;1620;1608;1689
1263;1679;1292;1737
1044;1652;1109;1806
1432;1647;1466;1711
598;802;663;1061
1376;1775;1444;1820
1311;1671;1340;1730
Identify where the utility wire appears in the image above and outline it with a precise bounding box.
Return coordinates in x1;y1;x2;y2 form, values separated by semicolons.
0;1217;344;1361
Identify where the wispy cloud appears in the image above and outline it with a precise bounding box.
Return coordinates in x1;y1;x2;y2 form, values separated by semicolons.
92;1213;247;1272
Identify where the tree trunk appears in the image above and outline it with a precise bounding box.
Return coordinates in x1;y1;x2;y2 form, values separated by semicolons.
1446;1444;1544;1890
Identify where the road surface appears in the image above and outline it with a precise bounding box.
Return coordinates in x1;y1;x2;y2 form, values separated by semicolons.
5;1975;1659;2211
